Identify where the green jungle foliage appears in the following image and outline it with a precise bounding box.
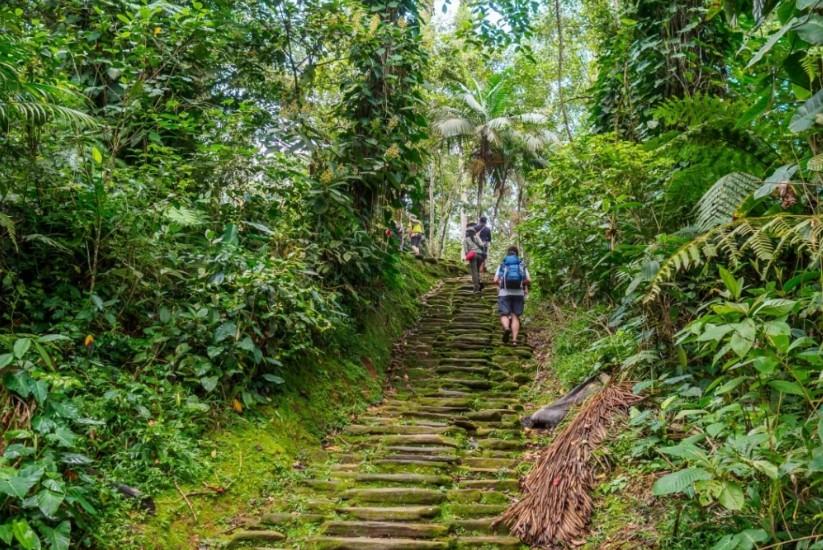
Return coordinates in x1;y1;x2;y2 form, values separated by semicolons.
4;0;823;547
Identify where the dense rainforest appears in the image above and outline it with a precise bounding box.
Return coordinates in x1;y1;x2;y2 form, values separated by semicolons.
1;0;823;548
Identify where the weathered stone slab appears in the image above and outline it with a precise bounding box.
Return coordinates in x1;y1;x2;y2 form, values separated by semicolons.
341;488;445;505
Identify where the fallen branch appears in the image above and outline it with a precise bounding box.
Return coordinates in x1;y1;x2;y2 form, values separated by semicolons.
498;383;642;546
174;479;197;522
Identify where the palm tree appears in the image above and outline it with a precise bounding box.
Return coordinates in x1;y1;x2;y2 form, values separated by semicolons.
435;73;556;221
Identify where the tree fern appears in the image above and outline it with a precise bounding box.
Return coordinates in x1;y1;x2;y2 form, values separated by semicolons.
695;172;760;231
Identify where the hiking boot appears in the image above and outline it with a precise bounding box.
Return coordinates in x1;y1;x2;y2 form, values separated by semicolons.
502;329;511;343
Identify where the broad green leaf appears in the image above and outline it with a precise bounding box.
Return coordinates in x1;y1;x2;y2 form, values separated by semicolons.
718;481;744;510
659;442;709;463
0;522;12;544
747;18;796;68
13;338;31;359
11;518;40;550
697;323;734;343
0;466;44;498
715;376;748;395
718;266;741;299
756;298;796;317
652;467;712;495
730;320;755;357
769;380;806;396
40;521;70;550
737;529;769;548
91;146;103;164
35;488;65;518
795;15;823;44
214;321;237;343
790;88;823;132
799;0;823;9
764;320;791;352
0;353;13;369
262;373;285;384
200;376;218;392
752;459;780;479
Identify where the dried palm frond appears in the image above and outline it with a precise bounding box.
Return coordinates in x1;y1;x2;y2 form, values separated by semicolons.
497;384;642;547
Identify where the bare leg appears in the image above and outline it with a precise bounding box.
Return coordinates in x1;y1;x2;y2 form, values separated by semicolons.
511;315;521;343
500;315;510;331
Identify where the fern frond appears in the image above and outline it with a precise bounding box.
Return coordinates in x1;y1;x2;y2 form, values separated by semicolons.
0;212;16;251
695;172;760;231
647;215;823;303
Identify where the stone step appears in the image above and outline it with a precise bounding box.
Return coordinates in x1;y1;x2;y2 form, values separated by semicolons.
385;446;456;454
331;473;450;485
368;435;459;447
459;479;519;491
337;506;440;521
341;488;446;505
322;521;449;539
344;425;452;435
311;537;449;549
449;518;506;534
448;503;508;517
454;536;522;549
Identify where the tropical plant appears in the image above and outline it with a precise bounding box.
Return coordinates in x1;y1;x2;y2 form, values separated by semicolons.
435;73;556;217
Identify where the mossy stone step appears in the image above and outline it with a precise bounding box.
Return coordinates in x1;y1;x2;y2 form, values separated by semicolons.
322;521;449;539
446;489;509;504
310;537;448;549
331;473;450;485
344;425;452;436
449;518;506;534
448;503;508;517
341;488;445;505
226;529;286;547
462;457;517;469
463;409;509;421
385;446;456;454
439;379;492;390
259;512;325;526
381;454;459;463
337;506;440;521
453;536;522;549
459;479;519;491
369;435;458;447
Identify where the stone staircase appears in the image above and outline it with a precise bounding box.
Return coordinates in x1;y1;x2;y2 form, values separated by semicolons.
230;277;533;549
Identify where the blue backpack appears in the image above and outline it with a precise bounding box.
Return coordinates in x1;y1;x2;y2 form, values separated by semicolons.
500;255;524;289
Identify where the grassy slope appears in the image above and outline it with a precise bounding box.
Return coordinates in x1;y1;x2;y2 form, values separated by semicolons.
114;258;457;549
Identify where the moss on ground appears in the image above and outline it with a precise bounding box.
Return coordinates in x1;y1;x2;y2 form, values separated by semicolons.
117;258;457;549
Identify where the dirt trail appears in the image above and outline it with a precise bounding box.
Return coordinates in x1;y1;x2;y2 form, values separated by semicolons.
227;276;534;549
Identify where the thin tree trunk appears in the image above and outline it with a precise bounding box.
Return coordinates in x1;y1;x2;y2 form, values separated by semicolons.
428;159;436;252
555;0;573;141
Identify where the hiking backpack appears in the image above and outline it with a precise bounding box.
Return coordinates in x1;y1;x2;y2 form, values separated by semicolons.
500;255;524;289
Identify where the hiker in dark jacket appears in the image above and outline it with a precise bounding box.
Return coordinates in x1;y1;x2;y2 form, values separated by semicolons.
475;216;492;272
494;246;530;345
463;225;485;293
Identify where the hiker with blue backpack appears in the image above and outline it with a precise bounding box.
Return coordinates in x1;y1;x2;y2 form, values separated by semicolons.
494;246;530;345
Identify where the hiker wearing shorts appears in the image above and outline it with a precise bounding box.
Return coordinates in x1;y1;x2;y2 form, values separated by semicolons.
494;246;530;345
408;217;424;256
463;225;485;293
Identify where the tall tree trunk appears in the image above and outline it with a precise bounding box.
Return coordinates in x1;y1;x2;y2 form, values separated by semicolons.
555;0;573;141
428;159;436;253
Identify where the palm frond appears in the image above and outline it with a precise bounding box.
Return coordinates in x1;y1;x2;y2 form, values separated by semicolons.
436;117;475;138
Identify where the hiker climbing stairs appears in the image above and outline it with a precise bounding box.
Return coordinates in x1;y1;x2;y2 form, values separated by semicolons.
228;276;534;549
